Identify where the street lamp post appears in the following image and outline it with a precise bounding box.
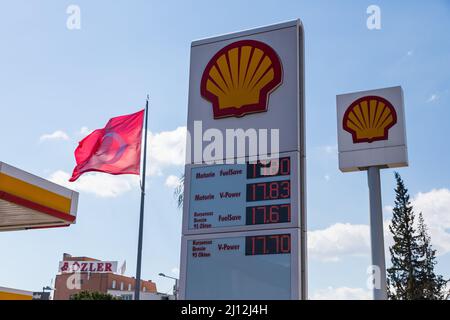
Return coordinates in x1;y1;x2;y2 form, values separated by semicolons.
158;273;178;300
41;286;53;300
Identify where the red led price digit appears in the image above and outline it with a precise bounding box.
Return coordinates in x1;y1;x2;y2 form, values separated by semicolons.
269;205;280;223
256;183;267;200
255;236;267;254
280;181;290;198
251;206;266;224
251;207;256;225
280;234;291;253
267;159;279;176
280;157;290;175
269;235;280;254
280;204;291;222
251;236;256;255
269;182;279;199
251;162;258;179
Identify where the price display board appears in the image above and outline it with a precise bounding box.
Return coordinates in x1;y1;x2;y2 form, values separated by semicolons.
180;19;306;300
183;152;300;234
179;229;300;300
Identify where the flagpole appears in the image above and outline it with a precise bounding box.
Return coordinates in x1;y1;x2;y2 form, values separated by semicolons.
135;95;149;300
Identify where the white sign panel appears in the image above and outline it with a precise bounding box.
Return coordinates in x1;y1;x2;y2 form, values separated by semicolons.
180;20;306;300
179;229;300;300
186;20;304;163
336;86;408;172
59;261;118;273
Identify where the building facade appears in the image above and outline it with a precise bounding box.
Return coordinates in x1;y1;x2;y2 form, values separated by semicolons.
54;253;157;300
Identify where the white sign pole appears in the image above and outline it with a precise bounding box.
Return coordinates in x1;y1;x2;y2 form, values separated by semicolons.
367;166;387;300
337;86;408;300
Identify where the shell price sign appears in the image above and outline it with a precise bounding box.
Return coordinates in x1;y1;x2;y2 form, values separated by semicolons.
180;20;306;300
183;152;300;235
337;86;408;172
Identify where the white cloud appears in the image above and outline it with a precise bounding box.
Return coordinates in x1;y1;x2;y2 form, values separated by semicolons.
407;50;414;56
308;223;370;262
412;188;450;255
321;145;338;155
427;94;439;103
171;267;180;276
78;126;92;137
39;130;69;142
308;188;450;262
312;287;371;300
383;205;393;214
49;170;139;198
147;126;186;176
165;175;181;189
324;174;331;182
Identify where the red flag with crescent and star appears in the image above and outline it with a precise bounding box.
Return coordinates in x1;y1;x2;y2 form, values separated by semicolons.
69;110;144;182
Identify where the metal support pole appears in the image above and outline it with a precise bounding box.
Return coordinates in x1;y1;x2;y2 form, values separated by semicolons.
135;97;149;300
174;279;178;300
367;166;387;300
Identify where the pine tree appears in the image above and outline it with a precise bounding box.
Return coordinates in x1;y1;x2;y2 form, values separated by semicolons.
387;172;423;299
416;212;449;299
387;172;449;300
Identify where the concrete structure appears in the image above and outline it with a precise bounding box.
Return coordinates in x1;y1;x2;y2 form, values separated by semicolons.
54;253;157;300
0;162;78;231
0;286;33;300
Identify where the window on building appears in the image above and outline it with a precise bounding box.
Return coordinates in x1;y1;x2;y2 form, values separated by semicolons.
120;282;124;291
128;283;131;291
112;280;116;289
143;287;146;292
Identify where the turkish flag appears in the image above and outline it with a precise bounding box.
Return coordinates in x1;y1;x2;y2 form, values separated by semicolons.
69;110;145;182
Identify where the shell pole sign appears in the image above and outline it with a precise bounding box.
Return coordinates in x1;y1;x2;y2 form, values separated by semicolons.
337;86;408;172
181;20;306;300
200;40;283;119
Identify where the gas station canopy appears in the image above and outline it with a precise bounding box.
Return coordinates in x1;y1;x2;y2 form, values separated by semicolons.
0;162;78;231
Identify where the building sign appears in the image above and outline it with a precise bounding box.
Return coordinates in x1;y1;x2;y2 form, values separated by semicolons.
337;86;408;172
58;261;118;273
180;20;306;300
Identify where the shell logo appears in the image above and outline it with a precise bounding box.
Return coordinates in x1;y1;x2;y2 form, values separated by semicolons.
200;40;283;119
343;95;397;143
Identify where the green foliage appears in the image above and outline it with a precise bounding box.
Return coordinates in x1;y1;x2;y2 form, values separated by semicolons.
416;213;448;300
387;172;449;300
70;291;119;300
174;174;184;209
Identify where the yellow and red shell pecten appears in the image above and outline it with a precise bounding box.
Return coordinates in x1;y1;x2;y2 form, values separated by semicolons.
343;96;397;143
200;40;283;119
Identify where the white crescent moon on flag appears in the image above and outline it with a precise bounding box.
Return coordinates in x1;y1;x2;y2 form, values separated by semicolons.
95;132;128;164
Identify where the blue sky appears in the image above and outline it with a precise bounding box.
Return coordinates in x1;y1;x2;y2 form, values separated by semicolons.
0;0;449;299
